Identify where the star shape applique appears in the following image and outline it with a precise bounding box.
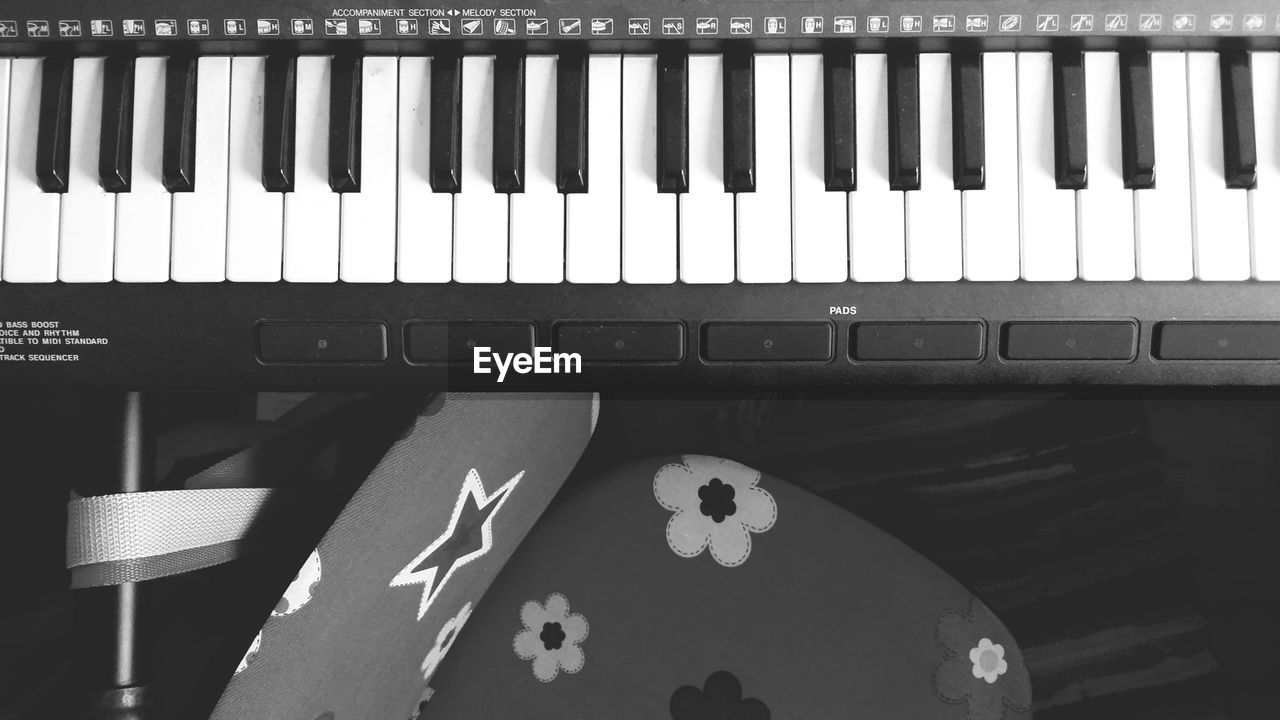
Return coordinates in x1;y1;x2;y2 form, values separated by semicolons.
390;468;524;620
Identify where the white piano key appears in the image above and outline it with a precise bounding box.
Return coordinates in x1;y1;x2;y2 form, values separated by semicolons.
509;55;564;283
452;55;509;284
0;59;12;280
790;53;848;283
566;54;622;283
397;56;454;283
114;57;171;283
736;53;792;283
340;56;398;283
1076;51;1136;281
962;52;1020;282
284;55;339;283
58;57;114;283
680;54;735;284
622;54;677;284
171;56;230;283
226;56;282;282
1135;52;1194;281
3;58;59;283
906;53;962;282
1017;52;1077;281
849;53;906;283
1251;52;1280;280
1188;52;1252;281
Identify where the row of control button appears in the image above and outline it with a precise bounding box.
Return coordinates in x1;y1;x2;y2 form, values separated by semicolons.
255;321;1280;364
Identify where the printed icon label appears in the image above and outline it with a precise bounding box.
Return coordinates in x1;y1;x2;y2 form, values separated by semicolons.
58;20;81;37
834;17;856;34
629;18;651;35
1138;14;1161;31
462;18;483;35
1105;14;1127;32
256;19;279;36
662;18;685;35
494;18;516;35
155;19;178;37
0;21;17;37
966;16;989;33
901;16;923;33
27;20;50;38
730;17;752;35
325;18;347;35
933;16;955;33
696;17;718;35
591;18;613;35
187;19;210;36
1210;14;1233;31
428;19;450;36
396;19;417;36
1244;14;1265;31
1036;15;1059;32
357;19;380;35
1172;14;1195;31
291;19;313;35
526;18;548;35
764;17;786;34
802;16;824;34
1070;14;1094;32
999;15;1021;32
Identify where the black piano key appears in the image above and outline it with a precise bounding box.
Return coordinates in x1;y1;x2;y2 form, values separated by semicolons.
261;55;296;192
329;55;362;193
1220;50;1258;189
888;53;920;192
723;52;755;193
951;52;984;191
657;52;689;194
98;56;135;193
1052;51;1088;190
1119;51;1156;190
36;56;74;193
162;55;198;192
823;51;856;192
557;52;589;194
430;54;462;193
493;54;525;194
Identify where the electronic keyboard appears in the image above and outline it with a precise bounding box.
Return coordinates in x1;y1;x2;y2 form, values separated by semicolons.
4;1;1280;389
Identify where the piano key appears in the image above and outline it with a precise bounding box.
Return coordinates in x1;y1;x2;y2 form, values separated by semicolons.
906;53;962;282
0;59;8;276
429;54;462;193
737;54;791;283
328;54;361;193
1252;52;1280;280
962;52;1019;281
397;56;454;283
261;55;296;193
888;52;920;191
723;52;755;193
680;54;735;283
556;52;589;194
823;51;856;192
1053;51;1088;190
114;57;171;283
1220;50;1257;190
1188;52;1252;280
791;53;848;283
1017;52;1078;281
3;58;61;282
162;55;197;192
492;54;524;193
951;52;984;191
284;55;340;283
339;56;397;283
98;56;134;193
1134;52;1193;281
226;56;284;282
171;56;231;282
58;57;115;283
509;55;565;283
453;55;510;283
566;54;622;283
1077;51;1136;281
1119;51;1156;189
622;54;677;284
849;53;906;282
656;52;689;194
36;56;73;193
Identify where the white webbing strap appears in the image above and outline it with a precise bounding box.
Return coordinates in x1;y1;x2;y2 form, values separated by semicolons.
67;488;277;588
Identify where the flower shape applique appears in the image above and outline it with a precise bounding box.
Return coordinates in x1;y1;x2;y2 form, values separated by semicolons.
512;593;589;682
273;550;322;617
654;455;777;567
420;602;473;681
670;671;771;720
234;630;262;675
933;599;1031;720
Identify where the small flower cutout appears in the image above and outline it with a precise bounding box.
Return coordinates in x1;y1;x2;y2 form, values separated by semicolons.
670;670;771;720
969;638;1008;684
512;593;588;682
933;599;1031;720
420;602;473;681
654;455;777;567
